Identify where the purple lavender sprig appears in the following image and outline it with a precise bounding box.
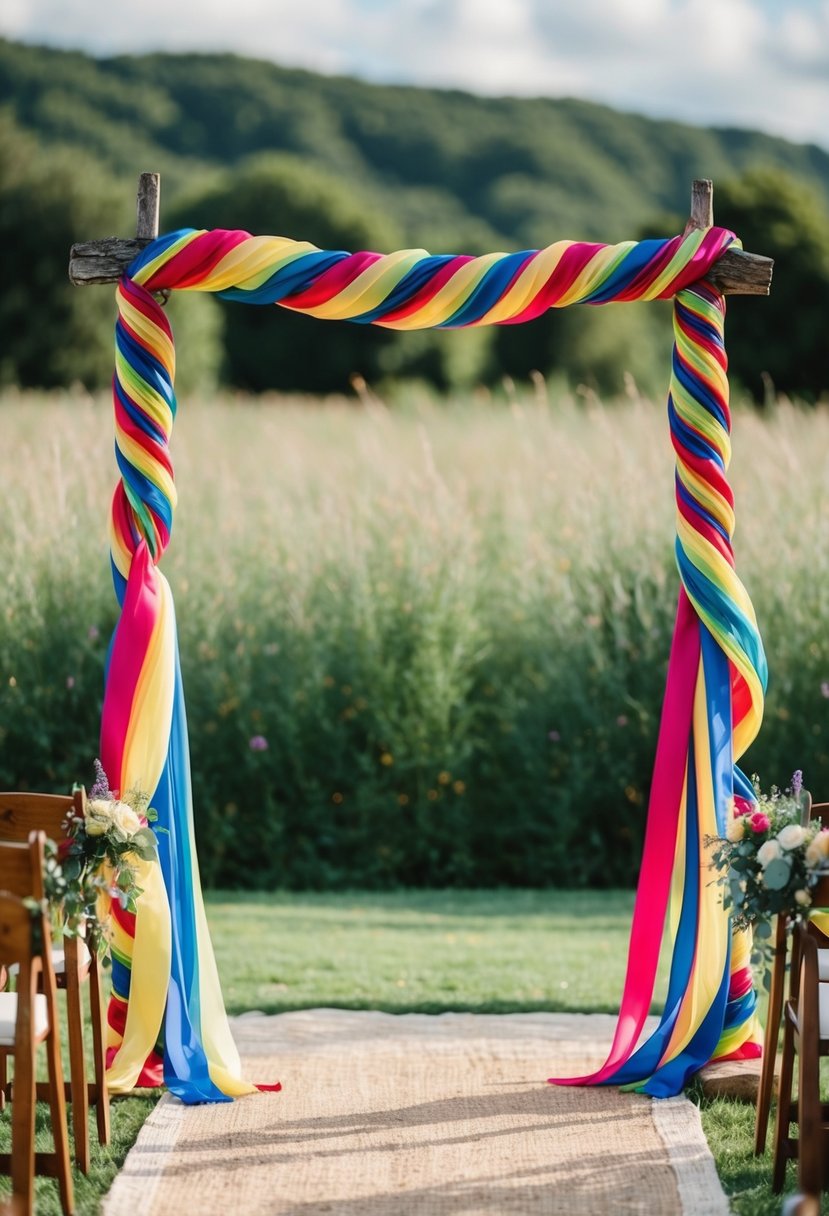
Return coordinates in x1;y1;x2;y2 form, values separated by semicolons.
791;769;803;797
89;758;111;800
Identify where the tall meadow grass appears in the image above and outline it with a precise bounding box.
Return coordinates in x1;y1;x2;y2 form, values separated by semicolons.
1;383;828;888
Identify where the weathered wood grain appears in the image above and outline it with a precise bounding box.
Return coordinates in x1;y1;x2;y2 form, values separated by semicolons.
136;171;160;240
708;247;773;295
69;237;151;285
689;178;715;231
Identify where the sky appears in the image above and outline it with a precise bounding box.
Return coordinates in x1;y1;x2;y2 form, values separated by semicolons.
3;0;829;150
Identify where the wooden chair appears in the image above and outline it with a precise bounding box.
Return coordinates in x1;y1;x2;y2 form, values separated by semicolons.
0;832;74;1215
771;871;829;1199
754;801;829;1154
0;790;110;1171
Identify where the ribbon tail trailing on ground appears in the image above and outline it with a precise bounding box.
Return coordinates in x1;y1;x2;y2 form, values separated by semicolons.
102;223;765;1101
551;283;767;1094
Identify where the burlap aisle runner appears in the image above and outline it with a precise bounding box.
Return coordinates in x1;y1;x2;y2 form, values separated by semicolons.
103;1011;729;1216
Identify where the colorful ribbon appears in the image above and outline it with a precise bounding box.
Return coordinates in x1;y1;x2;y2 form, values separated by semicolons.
552;282;766;1093
104;223;764;1100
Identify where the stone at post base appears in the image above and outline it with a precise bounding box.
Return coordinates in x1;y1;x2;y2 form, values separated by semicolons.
696;1055;777;1103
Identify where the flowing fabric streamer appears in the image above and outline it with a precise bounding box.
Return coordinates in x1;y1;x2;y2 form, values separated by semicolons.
104;225;765;1100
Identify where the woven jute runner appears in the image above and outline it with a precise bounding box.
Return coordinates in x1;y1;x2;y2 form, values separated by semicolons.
103;1010;729;1216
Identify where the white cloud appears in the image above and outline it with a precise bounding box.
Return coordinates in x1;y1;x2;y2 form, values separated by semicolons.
2;0;828;148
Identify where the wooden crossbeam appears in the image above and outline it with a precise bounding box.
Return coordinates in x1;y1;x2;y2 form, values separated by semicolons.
69;174;773;295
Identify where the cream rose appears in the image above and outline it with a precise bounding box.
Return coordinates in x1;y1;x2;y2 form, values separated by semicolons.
794;889;812;907
806;830;829;866
777;824;807;851
757;838;784;868
85;797;115;836
113;802;142;835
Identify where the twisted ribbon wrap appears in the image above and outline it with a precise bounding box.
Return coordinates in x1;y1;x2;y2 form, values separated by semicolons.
104;224;765;1101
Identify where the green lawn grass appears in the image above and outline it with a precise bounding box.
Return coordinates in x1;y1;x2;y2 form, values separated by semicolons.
1;889;818;1214
211;888;649;1015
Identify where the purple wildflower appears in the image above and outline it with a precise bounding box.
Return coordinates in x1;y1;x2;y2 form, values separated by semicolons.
616;714;629;727
791;769;803;796
88;625;100;642
66;676;75;690
249;735;269;752
89;758;111;799
548;730;561;742
821;681;829;699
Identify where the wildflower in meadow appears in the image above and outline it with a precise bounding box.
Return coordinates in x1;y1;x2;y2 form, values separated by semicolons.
249;735;269;752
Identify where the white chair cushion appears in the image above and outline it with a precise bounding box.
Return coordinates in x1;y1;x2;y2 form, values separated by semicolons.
50;939;91;974
8;938;91;977
0;991;49;1046
821;983;829;1037
818;948;829;981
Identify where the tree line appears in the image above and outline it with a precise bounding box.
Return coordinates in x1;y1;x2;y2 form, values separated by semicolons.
1;38;828;400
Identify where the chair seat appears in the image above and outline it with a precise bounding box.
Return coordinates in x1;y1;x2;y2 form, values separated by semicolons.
821;982;829;1037
51;940;91;975
8;939;91;977
0;991;49;1045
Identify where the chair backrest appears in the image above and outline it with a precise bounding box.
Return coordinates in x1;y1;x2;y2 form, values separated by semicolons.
805;872;829;947
0;833;48;974
0;790;84;847
0;835;45;902
0;892;43;972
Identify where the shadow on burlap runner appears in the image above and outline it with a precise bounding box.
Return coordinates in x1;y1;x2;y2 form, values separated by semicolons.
103;1011;729;1216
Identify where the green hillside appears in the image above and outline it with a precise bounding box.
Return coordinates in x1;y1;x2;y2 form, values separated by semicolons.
2;37;828;396
4;38;829;245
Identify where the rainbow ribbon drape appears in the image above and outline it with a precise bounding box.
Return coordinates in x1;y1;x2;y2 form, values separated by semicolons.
103;223;765;1101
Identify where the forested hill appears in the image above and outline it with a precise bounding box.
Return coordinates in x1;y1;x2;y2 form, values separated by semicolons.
2;37;829;398
4;37;829;247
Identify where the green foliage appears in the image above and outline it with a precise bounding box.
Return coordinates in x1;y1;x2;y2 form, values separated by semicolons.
164;292;224;396
0;110;128;389
2;38;829;396
3;388;829;890
714;167;829;402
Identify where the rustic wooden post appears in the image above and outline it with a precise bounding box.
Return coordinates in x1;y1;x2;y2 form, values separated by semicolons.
136;172;160;241
687;178;715;231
